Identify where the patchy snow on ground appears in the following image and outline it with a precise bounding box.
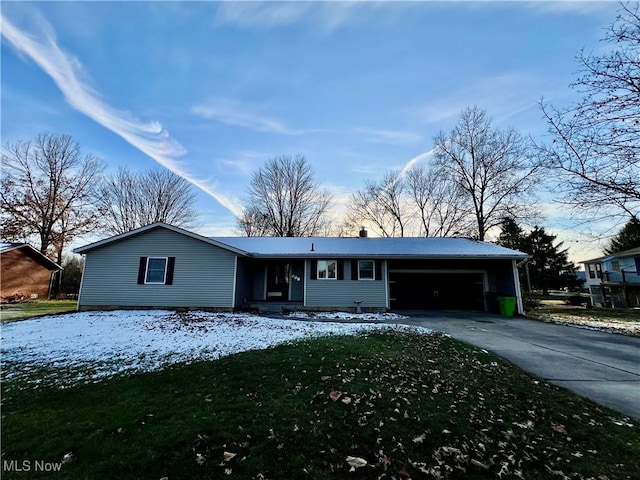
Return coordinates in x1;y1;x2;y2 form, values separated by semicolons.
1;310;429;389
538;314;640;337
286;311;408;322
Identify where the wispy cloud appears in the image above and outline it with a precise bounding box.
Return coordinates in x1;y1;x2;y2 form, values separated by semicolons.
524;0;617;17
192;101;323;136
354;127;422;145
1;12;243;217
214;151;269;177
350;164;383;175
213;2;375;33
408;73;545;128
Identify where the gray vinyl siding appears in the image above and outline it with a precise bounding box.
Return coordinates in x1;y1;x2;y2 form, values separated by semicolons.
305;260;387;308
78;228;237;309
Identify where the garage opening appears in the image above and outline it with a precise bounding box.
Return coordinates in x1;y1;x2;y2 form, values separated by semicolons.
389;271;485;310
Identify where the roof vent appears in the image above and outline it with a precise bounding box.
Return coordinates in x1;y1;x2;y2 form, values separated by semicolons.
359;227;368;238
310;242;315;252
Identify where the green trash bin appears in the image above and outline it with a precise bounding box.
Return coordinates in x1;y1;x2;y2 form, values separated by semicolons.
497;296;517;317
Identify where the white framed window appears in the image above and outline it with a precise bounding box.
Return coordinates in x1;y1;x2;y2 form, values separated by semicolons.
145;257;168;284
317;260;337;279
358;260;375;280
611;260;621;272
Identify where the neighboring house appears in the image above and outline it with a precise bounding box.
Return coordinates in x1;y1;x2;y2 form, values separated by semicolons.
583;247;640;308
73;223;528;314
0;243;62;301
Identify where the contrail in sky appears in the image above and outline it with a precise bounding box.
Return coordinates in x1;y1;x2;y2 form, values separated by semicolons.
1;13;243;218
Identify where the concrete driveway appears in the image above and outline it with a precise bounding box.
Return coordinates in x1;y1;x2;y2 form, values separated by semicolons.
398;312;640;419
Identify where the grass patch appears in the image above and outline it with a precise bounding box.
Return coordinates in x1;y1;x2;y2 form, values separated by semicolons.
2;331;639;479
0;300;77;323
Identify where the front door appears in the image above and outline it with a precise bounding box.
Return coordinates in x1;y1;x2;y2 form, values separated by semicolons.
266;262;290;301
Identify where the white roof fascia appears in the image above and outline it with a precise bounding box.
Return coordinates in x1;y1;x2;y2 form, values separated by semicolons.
73;222;249;256
246;253;527;260
580;246;640;264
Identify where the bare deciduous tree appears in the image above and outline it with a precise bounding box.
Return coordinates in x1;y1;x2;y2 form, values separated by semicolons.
238;154;333;237
237;205;271;237
0;132;104;267
346;164;472;238
347;171;409;237
536;3;640;221
98;167;199;235
405;164;472;237
433;106;540;241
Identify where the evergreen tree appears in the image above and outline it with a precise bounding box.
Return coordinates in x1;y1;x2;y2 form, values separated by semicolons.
605;217;640;254
496;217;527;251
60;255;84;296
498;219;583;295
524;226;582;295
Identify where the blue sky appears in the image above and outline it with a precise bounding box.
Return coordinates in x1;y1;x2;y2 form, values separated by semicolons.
1;1;622;261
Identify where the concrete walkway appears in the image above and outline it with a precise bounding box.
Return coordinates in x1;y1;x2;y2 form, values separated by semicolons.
397;312;640;419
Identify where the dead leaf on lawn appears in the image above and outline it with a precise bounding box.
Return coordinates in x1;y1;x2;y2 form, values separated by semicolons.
470;459;490;470
345;456;367;471
330;391;342;401
552;424;568;434
412;433;427;443
222;451;236;462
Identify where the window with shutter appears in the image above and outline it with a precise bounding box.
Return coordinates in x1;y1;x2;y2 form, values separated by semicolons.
142;257;169;284
317;260;337;279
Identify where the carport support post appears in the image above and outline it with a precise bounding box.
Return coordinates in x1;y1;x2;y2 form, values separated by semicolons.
513;259;525;315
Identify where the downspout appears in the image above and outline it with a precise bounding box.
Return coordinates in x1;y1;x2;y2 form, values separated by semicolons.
76;255;87;311
231;256;238;310
513;257;529;315
516;257;532;293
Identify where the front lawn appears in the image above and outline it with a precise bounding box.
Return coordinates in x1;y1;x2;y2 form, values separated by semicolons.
0;300;77;323
2;331;638;479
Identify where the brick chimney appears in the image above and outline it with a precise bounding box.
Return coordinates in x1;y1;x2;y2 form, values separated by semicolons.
359;227;368;238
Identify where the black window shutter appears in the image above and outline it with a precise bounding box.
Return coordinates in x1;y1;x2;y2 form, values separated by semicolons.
137;257;147;284
310;260;317;280
337;260;344;280
351;260;359;280
165;257;175;285
375;260;382;281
